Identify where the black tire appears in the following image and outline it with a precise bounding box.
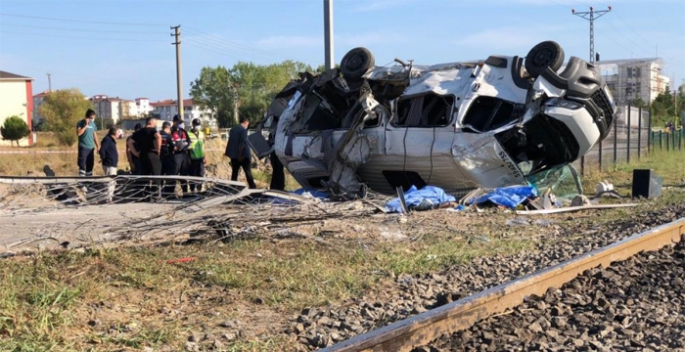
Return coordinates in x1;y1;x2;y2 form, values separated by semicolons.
524;41;565;78
340;47;375;81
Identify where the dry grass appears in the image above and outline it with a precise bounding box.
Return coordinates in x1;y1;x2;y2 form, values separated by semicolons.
0;133;299;190
0;222;531;351
0;135;684;351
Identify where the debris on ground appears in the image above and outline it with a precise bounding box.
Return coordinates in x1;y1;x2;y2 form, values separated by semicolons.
385;185;456;213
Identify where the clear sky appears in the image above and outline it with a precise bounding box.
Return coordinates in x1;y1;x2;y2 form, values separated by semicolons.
0;0;683;101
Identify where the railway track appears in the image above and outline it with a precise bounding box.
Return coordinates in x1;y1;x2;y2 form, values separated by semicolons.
319;218;685;352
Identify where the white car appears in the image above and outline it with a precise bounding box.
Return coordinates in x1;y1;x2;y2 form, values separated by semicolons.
264;41;616;198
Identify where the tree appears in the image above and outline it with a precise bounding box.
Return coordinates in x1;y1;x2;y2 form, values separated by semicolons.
39;89;93;146
629;96;647;109
190;66;233;128
0;115;30;147
190;61;313;128
650;85;675;127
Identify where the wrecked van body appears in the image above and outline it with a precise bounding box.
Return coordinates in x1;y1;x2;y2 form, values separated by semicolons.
265;41;616;198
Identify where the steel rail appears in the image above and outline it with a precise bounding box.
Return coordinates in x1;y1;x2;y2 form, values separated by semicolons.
322;218;685;352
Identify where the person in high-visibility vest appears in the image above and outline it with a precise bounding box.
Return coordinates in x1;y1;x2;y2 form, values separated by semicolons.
187;118;206;192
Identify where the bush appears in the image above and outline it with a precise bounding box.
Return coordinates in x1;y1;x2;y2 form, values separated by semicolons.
39;89;93;146
1;115;30;146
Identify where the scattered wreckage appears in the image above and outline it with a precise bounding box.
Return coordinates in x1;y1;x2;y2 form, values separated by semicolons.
259;41;616;199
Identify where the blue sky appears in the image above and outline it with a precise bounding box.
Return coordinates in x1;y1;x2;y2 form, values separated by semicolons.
0;0;683;101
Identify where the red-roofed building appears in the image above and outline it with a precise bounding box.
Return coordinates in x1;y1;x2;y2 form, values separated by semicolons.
0;70;34;146
32;90;51;125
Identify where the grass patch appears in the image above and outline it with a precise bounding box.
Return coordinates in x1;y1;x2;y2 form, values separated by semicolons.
582;149;685;191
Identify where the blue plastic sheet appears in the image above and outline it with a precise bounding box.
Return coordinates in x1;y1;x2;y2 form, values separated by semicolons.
470;186;538;208
385;185;456;213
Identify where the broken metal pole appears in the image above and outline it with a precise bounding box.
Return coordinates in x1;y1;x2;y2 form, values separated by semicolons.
324;0;334;70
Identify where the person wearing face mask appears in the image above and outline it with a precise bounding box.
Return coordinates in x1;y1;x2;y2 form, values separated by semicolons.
76;109;100;177
171;115;191;194
187;118;206;192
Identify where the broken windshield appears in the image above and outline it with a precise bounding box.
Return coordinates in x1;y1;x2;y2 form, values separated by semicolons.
496;114;580;175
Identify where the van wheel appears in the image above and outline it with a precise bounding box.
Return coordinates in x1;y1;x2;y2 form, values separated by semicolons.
341;47;375;81
525;41;565;78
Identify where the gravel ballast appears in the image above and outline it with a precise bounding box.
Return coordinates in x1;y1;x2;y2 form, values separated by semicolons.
424;233;685;351
290;204;685;350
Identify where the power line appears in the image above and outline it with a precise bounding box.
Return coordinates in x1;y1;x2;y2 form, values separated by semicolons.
185;38;243;59
0;23;165;35
0;12;164;27
184;36;250;57
184;27;283;59
0;30;164;42
185;40;245;61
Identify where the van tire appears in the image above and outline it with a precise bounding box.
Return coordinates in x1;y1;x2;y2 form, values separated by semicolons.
525;41;565;78
341;47;375;81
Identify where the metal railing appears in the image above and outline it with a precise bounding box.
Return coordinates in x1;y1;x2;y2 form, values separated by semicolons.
578;104;683;172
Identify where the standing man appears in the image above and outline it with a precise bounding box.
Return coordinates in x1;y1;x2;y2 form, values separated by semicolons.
126;123;142;174
76;109;100;177
128;117;162;200
171;115;191;194
187;118;206;192
159;121;177;197
99;127;118;202
225;116;257;189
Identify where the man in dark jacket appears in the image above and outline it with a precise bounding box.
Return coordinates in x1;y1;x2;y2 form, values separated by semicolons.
128;117;162;201
160;121;177;197
99;127;118;202
100;127;119;175
126;123;142;174
225;116;256;189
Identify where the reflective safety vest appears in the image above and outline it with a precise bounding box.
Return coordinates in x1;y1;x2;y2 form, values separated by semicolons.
188;129;205;160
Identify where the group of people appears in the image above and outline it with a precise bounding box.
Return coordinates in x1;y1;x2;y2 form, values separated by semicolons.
75;108;286;201
77;109;207;200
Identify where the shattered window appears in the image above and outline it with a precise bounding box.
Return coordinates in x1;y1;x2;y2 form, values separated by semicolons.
394;93;453;127
462;96;520;132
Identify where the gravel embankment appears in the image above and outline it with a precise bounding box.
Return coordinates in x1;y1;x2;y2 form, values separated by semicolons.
423;233;685;351
290;204;685;350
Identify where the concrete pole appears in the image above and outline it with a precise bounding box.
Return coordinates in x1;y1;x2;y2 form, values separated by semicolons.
324;0;334;70
171;26;184;122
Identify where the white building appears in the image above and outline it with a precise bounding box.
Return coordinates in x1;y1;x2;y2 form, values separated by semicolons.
90;95;143;126
0;70;34;146
150;98;216;126
600;58;670;105
135;97;153;117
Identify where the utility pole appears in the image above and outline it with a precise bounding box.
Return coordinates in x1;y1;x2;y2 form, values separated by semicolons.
572;5;611;174
324;0;334;70
572;6;612;64
232;85;239;126
171;25;184;122
46;73;52;92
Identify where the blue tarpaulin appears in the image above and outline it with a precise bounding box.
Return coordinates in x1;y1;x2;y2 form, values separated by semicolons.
385;185;456;213
470;186;538;208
